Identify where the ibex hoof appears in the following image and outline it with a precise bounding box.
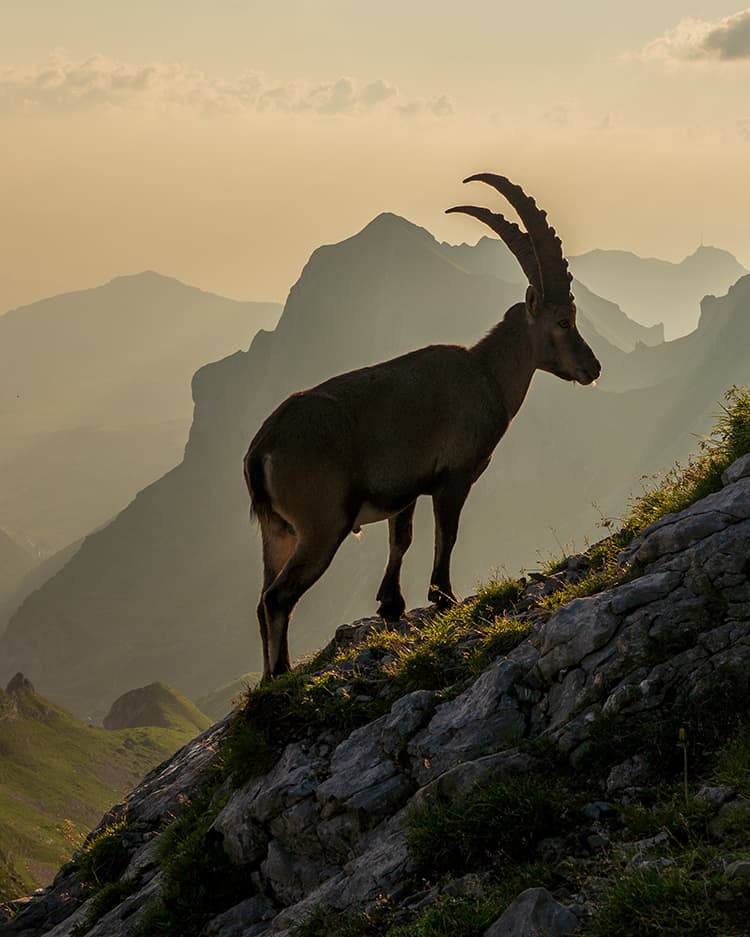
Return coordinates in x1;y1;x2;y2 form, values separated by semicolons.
377;599;406;623
428;586;457;610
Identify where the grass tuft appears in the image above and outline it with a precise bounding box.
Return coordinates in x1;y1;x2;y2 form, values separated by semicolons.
384;576;528;693
407;777;567;878
716;725;750;798
75;817;130;890
584;863;722;937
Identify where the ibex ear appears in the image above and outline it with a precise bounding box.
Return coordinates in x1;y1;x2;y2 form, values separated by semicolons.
525;285;543;317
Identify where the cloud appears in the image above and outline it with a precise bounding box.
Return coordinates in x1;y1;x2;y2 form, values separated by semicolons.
0;53;449;119
641;8;750;64
396;94;454;118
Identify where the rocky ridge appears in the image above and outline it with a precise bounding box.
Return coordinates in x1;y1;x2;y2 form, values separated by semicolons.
3;453;750;936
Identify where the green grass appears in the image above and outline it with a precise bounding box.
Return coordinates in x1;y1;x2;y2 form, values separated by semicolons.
407;777;567;878
0;847;24;909
382;577;528;693
75;816;131;889
717;725;750;797
584;856;724;937
0;686;200;902
131;791;248;937
619;796;714;844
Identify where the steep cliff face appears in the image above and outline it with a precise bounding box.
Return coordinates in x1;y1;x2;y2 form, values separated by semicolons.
5;449;750;937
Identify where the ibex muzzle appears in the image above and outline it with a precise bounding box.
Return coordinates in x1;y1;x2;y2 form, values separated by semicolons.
244;173;601;681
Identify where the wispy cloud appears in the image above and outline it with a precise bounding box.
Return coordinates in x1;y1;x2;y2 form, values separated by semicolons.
0;53;452;119
640;8;750;64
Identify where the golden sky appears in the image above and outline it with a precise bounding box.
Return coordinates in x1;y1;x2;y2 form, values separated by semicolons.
2;1;750;312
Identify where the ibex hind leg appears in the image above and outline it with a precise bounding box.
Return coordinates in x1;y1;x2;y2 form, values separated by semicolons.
262;518;352;679
429;475;472;610
258;512;297;682
376;501;416;621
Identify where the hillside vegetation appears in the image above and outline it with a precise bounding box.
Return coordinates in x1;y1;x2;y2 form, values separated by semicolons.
0;676;205;902
102;682;211;734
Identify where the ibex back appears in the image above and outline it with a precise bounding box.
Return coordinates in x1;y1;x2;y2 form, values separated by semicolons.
244;173;601;681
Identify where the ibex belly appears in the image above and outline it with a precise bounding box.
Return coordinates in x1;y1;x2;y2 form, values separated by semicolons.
352;501;393;533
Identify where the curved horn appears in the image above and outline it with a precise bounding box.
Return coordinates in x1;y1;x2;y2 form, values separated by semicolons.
463;173;573;303
446;204;542;293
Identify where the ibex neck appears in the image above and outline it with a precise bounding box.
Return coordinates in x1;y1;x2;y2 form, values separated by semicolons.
470;303;536;420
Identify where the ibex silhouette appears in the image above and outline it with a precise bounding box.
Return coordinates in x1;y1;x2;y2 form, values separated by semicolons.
244;173;601;680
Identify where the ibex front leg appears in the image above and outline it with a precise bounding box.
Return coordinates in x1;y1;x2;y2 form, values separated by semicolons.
428;475;472;610
376;501;416;621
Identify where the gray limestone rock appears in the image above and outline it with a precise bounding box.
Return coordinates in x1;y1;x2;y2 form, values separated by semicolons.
724;859;750;881
484;887;579;937
200;895;275;937
408;649;534;784
722;452;750;485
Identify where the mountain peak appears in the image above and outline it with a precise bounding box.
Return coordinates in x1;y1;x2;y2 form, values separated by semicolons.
682;244;746;270
103;681;211;733
357;212;434;243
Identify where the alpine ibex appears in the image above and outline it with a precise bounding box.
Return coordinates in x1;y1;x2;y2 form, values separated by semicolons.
244;173;601;680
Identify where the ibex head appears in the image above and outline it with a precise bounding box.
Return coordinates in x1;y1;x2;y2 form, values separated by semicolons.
447;173;601;385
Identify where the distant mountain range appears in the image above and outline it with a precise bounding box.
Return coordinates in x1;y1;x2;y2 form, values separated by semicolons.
1;215;747;718
0;272;280;554
0;275;280;630
569;245;746;340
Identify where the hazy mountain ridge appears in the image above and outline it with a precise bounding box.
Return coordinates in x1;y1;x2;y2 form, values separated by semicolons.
442;233;664;352
0;531;36;612
569;244;747;339
1;215;748;718
0;539;82;641
0;272;281;553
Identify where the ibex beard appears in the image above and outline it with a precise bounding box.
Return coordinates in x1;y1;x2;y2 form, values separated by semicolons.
244;172;601;681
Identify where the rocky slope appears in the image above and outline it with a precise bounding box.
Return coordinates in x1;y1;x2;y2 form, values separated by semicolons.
3;215;749;721
4;448;750;937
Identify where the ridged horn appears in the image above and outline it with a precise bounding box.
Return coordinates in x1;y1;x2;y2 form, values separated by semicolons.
461;173;574;303
445;204;542;294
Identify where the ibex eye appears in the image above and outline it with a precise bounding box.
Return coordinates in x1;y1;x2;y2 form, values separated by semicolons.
559;319;571;329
